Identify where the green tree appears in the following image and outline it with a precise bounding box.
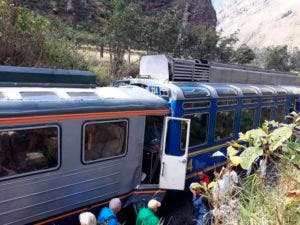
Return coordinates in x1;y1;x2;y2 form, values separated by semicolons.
102;0;143;78
180;25;219;60
141;9;181;54
0;0;87;69
290;47;300;71
215;33;238;63
263;45;291;72
233;44;255;65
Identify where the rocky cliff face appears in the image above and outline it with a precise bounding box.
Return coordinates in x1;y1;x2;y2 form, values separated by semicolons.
217;0;300;48
13;0;216;28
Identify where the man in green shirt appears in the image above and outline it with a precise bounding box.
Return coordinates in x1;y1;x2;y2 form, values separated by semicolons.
136;199;161;225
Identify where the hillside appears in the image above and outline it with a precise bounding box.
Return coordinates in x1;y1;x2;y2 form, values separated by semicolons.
13;0;217;30
217;0;300;49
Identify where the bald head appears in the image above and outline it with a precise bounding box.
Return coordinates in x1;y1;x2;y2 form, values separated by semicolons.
109;198;122;213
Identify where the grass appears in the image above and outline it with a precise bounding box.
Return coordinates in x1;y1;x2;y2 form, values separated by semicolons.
235;161;300;225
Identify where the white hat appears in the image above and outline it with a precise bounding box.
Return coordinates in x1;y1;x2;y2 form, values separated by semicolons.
147;199;161;210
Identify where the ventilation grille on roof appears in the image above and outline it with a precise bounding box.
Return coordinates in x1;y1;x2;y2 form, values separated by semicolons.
171;58;210;82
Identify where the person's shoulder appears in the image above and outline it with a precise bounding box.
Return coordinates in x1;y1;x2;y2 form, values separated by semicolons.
149;215;159;224
230;170;238;176
99;207;110;214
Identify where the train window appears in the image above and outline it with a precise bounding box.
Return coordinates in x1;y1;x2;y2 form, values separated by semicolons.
240;108;256;133
0;126;59;179
277;97;286;102
83;120;127;163
67;92;99;100
20;92;59;101
0;92;5;100
215;110;236;140
243;98;258;105
261;107;272;124
181;113;209;148
215;86;238;97
260;87;275;95
276;104;286;122
217;99;238;106
241;87;258;96
262;98;273;103
276;88;287;95
183;101;210;109
180;87;210;98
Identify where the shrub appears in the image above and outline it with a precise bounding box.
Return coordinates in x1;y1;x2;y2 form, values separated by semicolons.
0;0;88;70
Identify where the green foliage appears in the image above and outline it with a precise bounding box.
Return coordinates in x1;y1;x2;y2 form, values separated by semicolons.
282;141;300;166
290;47;300;71
0;0;88;70
102;0;143;76
180;26;219;60
215;33;238;63
263;45;291;72
140;9;181;54
239;147;263;170
233;44;255;65
214;121;293;170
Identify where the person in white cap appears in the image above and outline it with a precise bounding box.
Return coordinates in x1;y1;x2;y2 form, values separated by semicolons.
98;198;122;225
79;212;97;225
136;199;161;225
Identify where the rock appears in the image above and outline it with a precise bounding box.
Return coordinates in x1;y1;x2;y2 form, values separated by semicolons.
217;0;300;48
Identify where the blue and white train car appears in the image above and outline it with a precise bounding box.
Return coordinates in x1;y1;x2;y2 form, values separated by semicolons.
114;55;300;181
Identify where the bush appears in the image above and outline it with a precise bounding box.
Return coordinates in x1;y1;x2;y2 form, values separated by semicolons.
0;0;88;70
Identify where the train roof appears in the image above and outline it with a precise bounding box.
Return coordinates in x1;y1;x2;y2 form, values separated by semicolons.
139;55;300;86
0;86;169;117
114;78;300;100
0;65;97;88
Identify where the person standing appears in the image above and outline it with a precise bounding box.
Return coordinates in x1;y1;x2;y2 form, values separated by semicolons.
189;183;211;225
222;164;238;187
79;212;97;225
196;168;211;185
98;198;122;225
136;199;161;225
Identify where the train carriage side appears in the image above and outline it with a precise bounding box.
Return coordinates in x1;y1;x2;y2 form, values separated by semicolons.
0;86;170;225
164;83;300;180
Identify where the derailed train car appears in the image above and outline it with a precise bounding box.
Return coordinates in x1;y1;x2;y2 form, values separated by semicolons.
114;55;300;181
0;66;190;225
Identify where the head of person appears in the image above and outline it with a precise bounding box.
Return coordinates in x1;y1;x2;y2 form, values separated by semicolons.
189;182;203;195
109;198;122;213
197;168;206;179
79;212;97;225
147;199;161;212
226;163;233;171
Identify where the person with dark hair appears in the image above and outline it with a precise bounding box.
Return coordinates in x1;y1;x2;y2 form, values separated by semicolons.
189;183;212;225
196;168;210;185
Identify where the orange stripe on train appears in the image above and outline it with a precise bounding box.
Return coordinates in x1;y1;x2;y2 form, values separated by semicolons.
0;109;170;125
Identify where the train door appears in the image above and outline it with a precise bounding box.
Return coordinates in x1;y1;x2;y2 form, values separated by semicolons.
159;117;190;190
142;116;164;184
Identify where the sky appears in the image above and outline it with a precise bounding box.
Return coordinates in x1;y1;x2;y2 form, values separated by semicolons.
212;0;224;11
